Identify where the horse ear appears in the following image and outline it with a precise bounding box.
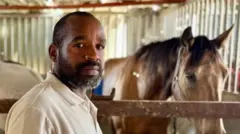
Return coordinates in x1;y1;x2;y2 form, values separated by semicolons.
212;24;234;49
181;26;194;49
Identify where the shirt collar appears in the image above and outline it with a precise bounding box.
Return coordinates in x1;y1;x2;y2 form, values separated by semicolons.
44;72;93;107
45;71;98;120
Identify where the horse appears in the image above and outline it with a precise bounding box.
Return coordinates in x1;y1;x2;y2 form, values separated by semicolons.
0;60;43;133
103;25;233;134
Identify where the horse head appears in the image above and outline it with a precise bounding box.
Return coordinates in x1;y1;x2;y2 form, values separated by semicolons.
171;25;234;134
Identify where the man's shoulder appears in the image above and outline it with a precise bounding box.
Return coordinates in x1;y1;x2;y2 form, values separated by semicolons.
9;82;58;113
5;82;57;134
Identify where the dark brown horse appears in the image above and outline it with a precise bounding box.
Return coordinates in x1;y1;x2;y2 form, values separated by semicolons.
103;25;233;134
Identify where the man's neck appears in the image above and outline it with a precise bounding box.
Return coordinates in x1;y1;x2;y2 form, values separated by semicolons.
52;70;87;99
72;88;87;99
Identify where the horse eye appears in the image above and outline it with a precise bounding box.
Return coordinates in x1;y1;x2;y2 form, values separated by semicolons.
186;72;197;82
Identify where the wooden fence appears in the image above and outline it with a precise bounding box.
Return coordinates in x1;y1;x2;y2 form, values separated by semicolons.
1;99;240;119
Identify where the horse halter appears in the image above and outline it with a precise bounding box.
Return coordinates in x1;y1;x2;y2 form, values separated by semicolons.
171;46;185;100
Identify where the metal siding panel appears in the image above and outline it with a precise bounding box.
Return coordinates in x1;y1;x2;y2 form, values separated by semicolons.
208;0;214;38
37;17;41;73
196;0;201;34
234;4;240;93
204;0;209;36
227;0;236;92
44;17;49;73
213;0;219;38
10;17;14;61
219;0;225;56
17;17;22;63
3;18;7;60
199;0;204;35
233;0;239;93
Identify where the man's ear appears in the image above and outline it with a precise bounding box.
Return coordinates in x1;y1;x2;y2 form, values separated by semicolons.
48;44;58;63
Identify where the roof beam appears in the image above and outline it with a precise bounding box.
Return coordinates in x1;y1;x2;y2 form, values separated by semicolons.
0;0;186;10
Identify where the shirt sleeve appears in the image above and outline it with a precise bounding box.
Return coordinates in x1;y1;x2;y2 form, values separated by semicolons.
5;107;55;134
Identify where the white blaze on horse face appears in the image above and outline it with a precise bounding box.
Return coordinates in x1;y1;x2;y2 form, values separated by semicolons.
189;60;228;133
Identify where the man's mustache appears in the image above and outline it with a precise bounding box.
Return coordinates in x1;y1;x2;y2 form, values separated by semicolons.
75;61;101;72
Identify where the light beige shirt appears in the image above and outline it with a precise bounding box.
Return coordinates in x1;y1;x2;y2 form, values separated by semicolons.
5;72;102;134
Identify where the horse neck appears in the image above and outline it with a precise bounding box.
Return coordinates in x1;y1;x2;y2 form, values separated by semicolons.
133;49;180;100
116;56;140;100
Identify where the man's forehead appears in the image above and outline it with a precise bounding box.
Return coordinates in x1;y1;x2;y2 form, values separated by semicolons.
66;15;102;29
63;15;105;40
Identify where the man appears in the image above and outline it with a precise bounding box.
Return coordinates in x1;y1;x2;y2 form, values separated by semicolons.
5;11;105;134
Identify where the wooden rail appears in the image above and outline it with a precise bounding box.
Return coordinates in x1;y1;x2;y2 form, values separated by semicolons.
1;99;240;119
94;100;240;118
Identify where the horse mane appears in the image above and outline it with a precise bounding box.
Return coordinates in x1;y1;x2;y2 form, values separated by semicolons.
134;36;220;78
134;38;181;91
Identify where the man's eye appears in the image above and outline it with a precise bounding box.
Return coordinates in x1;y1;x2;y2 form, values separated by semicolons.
74;43;84;48
97;44;105;50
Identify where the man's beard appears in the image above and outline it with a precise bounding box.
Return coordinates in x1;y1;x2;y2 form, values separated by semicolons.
56;58;103;90
68;73;102;90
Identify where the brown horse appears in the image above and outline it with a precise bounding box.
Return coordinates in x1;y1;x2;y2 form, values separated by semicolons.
103;26;233;134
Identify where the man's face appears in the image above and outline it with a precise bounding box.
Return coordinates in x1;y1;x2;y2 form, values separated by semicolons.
54;15;106;90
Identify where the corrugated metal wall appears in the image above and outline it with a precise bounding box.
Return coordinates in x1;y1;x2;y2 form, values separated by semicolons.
0;14;57;75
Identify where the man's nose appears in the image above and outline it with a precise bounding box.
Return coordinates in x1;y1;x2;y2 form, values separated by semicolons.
85;47;100;62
